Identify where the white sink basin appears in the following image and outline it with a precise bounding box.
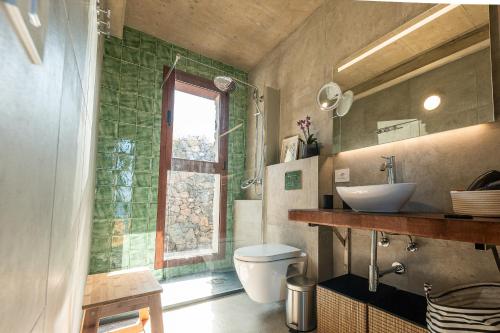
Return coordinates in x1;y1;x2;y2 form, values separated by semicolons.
336;183;416;213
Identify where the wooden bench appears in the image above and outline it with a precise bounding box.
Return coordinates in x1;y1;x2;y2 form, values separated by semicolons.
80;268;164;333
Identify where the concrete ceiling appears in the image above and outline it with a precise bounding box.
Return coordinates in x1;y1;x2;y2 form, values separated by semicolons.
124;0;323;71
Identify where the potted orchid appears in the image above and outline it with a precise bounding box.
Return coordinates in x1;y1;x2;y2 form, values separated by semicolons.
297;115;319;158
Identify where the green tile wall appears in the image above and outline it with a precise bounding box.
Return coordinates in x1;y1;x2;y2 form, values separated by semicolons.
90;27;247;278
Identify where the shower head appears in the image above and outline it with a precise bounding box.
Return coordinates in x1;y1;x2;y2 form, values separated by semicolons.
214;76;237;92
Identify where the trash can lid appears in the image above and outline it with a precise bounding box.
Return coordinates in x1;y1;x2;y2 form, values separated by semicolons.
287;275;316;292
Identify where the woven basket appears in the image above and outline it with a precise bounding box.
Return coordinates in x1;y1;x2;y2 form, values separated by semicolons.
450;190;500;217
317;286;367;333
368;306;427;333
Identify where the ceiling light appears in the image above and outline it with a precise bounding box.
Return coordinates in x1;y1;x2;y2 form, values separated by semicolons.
337;4;459;72
424;95;441;111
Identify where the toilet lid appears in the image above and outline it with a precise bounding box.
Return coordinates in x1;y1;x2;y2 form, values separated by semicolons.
234;244;302;262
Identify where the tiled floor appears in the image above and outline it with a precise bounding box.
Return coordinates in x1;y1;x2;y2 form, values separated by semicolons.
99;292;293;333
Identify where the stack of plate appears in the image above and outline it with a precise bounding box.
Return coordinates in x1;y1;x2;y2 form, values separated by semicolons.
450;190;500;217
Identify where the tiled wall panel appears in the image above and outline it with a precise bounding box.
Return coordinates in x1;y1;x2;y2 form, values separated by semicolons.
90;27;248;277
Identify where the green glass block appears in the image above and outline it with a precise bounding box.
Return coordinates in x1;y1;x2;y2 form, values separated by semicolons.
118;92;137;109
89;253;110;274
157;41;171;59
92;219;113;236
140;51;156;69
90;236;111;253
107;35;122;45
114;186;132;202
100;103;119;121
115;171;133;186
120;75;138;93
97;120;117;138
112;219;130;236
101;87;119;106
132;187;150;203
136;126;152;141
96;186;113;202
131;203;148;218
104;41;122;59
140;34;157;54
135;156;151;171
97;137;117;153
118;123;137;139
96;152;116;169
135;141;152;156
150;187;158;203
116;154;134;171
139;67;155;83
119;107;137;125
137;96;154;113
113;202;131;218
103;56;121;75
151;158;159;173
122;46;140;64
115;139;135;154
101;71;120;91
94;202;113;219
138;79;155;99
96;170;114;186
123;27;141;48
110;250;127;270
154;100;162;114
130;218;148;233
148;204;157;219
121;62;139;78
133;173;151;187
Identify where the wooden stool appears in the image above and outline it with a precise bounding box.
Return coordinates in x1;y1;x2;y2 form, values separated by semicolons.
80;268;164;333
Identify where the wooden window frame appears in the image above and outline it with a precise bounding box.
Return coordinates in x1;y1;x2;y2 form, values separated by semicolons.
155;67;229;270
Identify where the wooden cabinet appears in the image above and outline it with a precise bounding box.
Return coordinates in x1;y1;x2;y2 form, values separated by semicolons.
317;285;367;333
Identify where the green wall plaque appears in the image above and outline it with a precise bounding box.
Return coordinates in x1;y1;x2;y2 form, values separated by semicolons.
285;170;302;190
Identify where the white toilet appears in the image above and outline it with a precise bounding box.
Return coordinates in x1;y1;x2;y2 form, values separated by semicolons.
234;243;307;303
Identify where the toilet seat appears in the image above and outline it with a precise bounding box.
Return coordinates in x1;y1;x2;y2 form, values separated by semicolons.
234;244;302;262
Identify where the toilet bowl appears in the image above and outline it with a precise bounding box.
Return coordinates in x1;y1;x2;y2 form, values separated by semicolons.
234;244;307;303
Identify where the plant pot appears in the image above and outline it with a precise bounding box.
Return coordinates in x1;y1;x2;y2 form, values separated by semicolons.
303;143;319;158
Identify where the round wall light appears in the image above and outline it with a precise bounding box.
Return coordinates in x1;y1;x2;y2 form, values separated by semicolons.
423;95;441;111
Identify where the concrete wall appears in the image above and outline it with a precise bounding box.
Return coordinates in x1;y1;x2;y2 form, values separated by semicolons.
0;0;100;332
264;157;333;281
234;200;262;249
249;0;500;295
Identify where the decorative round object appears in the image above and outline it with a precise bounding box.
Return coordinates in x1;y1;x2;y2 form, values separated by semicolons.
317;82;342;111
337;90;354;117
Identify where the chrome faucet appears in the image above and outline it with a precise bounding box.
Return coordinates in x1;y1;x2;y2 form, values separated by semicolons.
380;155;396;184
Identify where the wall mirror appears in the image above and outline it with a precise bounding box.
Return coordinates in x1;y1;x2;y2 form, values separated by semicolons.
332;4;494;153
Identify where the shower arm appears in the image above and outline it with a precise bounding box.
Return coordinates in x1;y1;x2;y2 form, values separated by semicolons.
160;53;259;92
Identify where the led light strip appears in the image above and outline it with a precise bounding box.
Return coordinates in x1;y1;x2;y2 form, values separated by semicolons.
337;4;460;72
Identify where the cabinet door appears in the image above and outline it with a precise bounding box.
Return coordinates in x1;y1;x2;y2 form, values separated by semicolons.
317;286;367;333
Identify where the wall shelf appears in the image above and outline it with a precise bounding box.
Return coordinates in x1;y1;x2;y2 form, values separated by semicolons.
288;209;500;245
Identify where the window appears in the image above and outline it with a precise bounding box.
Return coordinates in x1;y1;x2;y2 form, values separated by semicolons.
155;68;229;269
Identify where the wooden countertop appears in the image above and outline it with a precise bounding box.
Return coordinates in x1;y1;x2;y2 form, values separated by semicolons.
288;209;500;245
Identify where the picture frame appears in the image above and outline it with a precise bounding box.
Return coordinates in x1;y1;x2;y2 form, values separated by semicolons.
280;135;300;163
2;0;48;64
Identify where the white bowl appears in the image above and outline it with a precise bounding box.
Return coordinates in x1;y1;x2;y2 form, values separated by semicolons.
336;183;416;213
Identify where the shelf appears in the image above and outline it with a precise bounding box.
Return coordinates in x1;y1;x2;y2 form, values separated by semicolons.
288;209;500;245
